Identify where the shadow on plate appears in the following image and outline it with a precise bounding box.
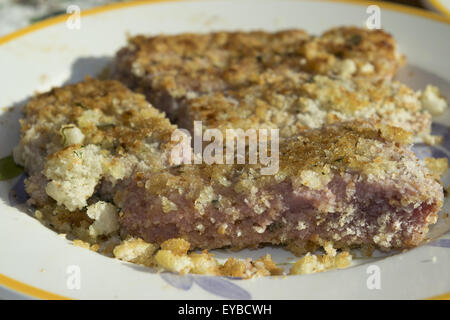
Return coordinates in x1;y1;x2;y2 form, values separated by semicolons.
62;56;112;85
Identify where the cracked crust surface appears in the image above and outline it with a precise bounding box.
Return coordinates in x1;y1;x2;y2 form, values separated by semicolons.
119;121;442;251
111;27;404;123
14;79;443;253
110;27;437;144
179;69;432;141
13;78;179;241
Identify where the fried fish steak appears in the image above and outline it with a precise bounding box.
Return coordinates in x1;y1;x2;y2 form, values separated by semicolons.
118;121;443;251
13;79;443;253
13;78;178;216
111;27;404;122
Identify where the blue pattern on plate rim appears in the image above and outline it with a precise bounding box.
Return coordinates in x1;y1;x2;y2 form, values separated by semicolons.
432;123;450;151
427;238;450;248
8;173;29;206
160;273;251;299
411;123;450;161
4;123;450;298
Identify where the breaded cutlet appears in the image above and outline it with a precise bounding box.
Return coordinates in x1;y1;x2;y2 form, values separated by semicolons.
14;79;443;253
13;78;178;238
111;27;404;123
119;121;443;251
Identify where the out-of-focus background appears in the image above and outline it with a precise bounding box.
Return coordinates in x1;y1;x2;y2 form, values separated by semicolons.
0;0;445;37
0;0;124;36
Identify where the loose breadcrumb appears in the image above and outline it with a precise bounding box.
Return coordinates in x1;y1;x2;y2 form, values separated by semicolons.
421;85;448;115
220;257;252;278
254;254;284;276
289;251;352;275
154;250;193;274
112;237;285;278
44;144;104;211
73;239;91;249
113;238;157;266
424;157;448;180
189;251;220;275
73;239;99;252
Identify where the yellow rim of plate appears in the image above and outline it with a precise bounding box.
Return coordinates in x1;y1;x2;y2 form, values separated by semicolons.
0;0;449;300
429;0;450;17
0;0;448;47
0;274;71;300
428;292;450;300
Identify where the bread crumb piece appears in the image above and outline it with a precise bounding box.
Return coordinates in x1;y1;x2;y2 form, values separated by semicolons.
220;255;283;279
34;210;44;222
73;239;98;251
360;62;374;74
44;144;104;211
424;157;448;180
220;257;251;278
154;250;193;274
113;238;157;266
150;239;283;278
160;238;190;255
86;201;119;237
189;251;220;275
379;125;413;144
60;124;84;146
320;240;337;257
336;59;357;77
160;196;178;213
108;237;353;278
422;134;443;146
421;85;448;115
254;254;284;276
298;169;332;191
73;239;91;249
290;251;352;275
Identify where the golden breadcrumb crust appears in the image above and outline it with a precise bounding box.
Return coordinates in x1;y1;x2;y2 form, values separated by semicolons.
114;237;287;278
182;70;432;140
13;78;179;245
112;27;404;101
119;120;442;252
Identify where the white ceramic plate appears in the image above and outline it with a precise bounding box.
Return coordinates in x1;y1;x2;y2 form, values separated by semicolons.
0;0;449;300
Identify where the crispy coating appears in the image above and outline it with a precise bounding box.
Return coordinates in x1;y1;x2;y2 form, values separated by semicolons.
13;78;178;236
302;26;404;79
14;77;176;175
180;70;432;141
111;27;404;122
119;121;443;251
110;27;436;143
